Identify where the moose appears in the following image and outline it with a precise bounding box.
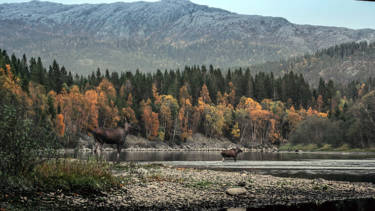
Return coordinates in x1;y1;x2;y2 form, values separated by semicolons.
221;147;243;162
87;122;131;162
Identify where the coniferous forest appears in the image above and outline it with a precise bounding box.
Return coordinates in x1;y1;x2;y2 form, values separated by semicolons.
1;46;375;150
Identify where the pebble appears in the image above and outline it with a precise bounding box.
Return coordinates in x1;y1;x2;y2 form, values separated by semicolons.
226;188;247;196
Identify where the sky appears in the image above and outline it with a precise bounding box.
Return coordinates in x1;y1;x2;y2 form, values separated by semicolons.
1;0;374;29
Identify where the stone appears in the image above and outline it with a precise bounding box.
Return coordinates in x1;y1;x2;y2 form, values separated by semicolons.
226;188;247;196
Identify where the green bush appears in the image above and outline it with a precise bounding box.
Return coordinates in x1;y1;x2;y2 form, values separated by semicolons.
334;144;351;151
278;143;293;151
290;116;343;147
0;104;59;177
318;144;333;151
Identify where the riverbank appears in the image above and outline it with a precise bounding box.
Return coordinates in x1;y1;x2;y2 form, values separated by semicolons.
76;133;375;154
76;133;278;152
2;162;375;210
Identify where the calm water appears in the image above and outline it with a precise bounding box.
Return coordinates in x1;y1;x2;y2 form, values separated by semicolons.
65;150;375;183
66;150;375;162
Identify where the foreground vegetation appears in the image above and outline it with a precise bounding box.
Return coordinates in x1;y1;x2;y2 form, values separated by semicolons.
1;159;121;194
0;159;123;210
33;159;121;194
2;162;375;210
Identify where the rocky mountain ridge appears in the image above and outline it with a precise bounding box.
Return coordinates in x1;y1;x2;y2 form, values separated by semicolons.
0;0;374;74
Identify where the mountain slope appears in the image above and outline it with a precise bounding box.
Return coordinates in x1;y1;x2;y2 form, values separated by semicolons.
0;0;375;74
250;41;375;86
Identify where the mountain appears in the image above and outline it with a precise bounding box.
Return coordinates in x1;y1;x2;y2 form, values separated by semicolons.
250;41;375;86
1;0;375;75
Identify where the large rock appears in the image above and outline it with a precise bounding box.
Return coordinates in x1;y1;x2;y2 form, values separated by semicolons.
226;187;247;196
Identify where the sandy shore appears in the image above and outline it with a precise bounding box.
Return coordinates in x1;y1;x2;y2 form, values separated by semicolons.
4;163;374;210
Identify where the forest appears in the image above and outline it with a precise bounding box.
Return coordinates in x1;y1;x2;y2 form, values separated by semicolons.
1;45;375;151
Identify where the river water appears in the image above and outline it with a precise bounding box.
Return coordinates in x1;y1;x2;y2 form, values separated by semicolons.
65;150;375;183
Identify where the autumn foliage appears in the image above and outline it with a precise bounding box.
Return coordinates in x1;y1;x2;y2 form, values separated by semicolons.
0;56;337;147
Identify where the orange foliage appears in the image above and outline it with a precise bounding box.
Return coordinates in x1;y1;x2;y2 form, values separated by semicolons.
237;97;262;110
84;90;99;129
152;83;161;105
96;79;120;127
216;91;226;105
200;84;212;104
0;65;26;102
127;93;133;106
179;84;191;106
122;107;138;124
141;99;157;139
151;112;159;138
56;114;65;137
178;104;192;140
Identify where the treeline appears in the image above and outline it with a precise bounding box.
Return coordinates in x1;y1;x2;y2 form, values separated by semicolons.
1;49;375;148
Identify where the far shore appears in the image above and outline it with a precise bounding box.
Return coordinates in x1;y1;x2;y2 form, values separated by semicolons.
66;133;375;154
60;147;375;155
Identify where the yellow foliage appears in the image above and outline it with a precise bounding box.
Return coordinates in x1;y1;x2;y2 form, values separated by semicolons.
237;97;262;111
231;122;240;139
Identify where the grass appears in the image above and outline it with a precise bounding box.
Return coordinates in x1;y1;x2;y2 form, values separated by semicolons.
32;159;121;194
185;180;214;189
112;162;164;172
318;144;333;151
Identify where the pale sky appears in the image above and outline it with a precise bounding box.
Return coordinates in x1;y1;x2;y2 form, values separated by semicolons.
1;0;374;29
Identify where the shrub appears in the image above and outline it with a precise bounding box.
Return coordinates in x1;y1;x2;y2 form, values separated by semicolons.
289;116;343;147
318;144;333;151
0;104;59;177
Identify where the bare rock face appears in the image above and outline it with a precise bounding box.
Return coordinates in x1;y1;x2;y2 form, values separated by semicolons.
0;0;374;74
226;187;247;196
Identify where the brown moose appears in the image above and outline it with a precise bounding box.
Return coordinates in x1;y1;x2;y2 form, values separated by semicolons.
221;147;243;162
88;122;131;162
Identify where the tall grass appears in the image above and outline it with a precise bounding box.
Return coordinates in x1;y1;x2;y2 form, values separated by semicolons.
33;159;120;194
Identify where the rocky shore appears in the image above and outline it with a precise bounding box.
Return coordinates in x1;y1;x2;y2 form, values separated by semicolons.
3;163;375;210
76;133;278;153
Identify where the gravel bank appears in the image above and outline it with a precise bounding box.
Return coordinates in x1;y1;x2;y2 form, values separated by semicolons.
3;163;374;210
76;133;278;152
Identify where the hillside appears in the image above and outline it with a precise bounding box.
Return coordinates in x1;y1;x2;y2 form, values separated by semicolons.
251;41;375;86
0;0;375;74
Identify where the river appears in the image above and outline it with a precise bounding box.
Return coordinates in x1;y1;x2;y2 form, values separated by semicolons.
65;150;375;183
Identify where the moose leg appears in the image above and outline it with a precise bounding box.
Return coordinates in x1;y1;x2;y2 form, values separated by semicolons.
99;143;104;160
234;156;237;162
222;157;225;162
93;142;98;154
93;139;99;156
94;141;100;160
116;144;121;163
